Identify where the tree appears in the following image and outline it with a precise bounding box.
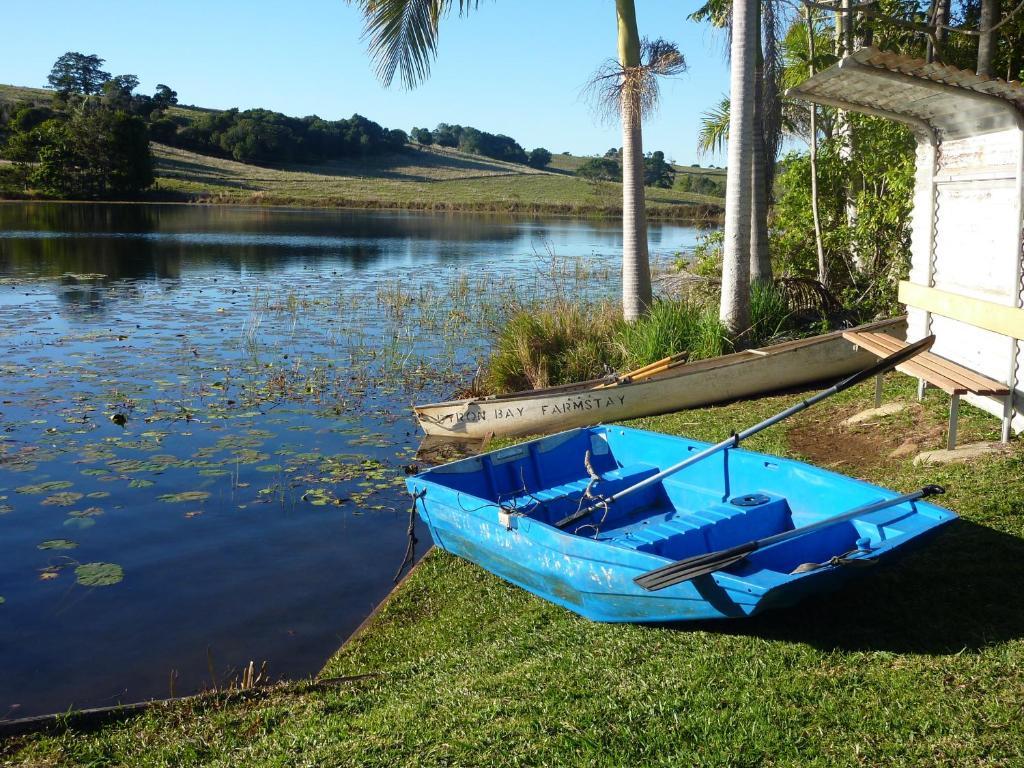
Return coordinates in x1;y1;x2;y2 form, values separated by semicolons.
528;147;552;168
577;156;622;181
720;0;757;336
46;52;110;96
346;0;684;321
152;84;178;110
411;127;434;145
693;0;782;299
101;74;140;111
978;0;1001;76
30;108;153;198
643;150;674;188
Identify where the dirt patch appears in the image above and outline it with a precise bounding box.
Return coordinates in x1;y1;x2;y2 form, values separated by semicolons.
789;402;944;472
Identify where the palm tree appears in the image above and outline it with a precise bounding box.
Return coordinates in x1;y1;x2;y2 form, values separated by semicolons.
719;0;758;336
347;0;683;322
692;0;783;323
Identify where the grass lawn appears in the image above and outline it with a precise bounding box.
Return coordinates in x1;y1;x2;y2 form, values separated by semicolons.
0;83;723;217
150;144;722;218
4;374;1023;766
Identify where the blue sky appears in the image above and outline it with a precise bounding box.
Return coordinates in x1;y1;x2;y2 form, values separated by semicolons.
2;1;732;165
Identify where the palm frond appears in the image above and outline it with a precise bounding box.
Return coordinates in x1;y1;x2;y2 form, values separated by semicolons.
697;96;730;156
585;38;687;124
350;0;480;88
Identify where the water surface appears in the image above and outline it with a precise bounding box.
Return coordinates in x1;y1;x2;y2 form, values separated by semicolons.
0;203;706;718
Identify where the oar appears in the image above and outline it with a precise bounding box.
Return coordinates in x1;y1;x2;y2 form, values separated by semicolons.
594;352;688;389
634;484;945;590
554;334;935;530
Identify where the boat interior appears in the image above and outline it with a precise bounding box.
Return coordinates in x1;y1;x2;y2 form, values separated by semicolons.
419;426;942;575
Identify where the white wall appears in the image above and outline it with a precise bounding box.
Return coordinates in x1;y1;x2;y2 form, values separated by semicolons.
906;128;1024;433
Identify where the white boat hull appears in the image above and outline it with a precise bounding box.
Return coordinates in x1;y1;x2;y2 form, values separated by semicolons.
415;318;907;439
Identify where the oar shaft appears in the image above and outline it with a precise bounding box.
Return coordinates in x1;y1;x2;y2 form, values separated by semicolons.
634;484;944;590
557;335;935;530
755;486;941;550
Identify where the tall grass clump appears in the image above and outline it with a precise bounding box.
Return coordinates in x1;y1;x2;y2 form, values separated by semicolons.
484;301;621;393
613;299;728;371
747;280;795;347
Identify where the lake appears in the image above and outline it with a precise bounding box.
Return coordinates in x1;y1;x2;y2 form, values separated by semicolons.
0;203;707;719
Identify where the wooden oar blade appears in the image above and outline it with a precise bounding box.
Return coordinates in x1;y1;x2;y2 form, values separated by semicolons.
634;540;757;591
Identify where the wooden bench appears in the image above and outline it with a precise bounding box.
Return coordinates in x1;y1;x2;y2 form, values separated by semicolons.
842;329;1011;450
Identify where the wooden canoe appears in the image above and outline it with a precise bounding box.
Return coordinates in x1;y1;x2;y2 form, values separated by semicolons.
414;317;907;440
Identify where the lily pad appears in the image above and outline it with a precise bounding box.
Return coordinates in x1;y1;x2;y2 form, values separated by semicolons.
75;562;124;587
41;491;84;507
158;491;210;503
38;539;78;550
16;480;73;495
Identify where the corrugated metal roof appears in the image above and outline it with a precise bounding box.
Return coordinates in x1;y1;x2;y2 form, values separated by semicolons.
789;47;1024;139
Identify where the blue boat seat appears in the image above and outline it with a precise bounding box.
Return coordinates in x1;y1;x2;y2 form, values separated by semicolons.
603;494;793;561
504;463;662;525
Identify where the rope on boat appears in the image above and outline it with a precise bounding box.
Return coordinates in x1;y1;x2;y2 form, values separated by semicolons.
572;450;610;538
790;547;878;575
395;489;426;582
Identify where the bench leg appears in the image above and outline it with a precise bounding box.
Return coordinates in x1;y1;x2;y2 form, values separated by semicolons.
917;378;927;401
947;394;960;451
874;374;884;408
1001;394;1013;444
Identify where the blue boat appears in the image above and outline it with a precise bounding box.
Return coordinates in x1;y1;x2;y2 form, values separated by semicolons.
406;425;956;622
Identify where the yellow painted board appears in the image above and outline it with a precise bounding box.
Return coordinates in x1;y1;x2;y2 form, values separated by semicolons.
898;281;1024;339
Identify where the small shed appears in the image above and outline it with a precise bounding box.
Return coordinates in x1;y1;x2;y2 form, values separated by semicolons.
790;47;1024;438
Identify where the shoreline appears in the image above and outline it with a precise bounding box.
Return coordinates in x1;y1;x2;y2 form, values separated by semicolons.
3;376;1021;765
0;194;725;224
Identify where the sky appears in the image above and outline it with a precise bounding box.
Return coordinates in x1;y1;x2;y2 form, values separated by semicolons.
1;1;733;166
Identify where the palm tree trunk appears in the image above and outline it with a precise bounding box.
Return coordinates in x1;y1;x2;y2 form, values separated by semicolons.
927;0;950;62
616;0;652;322
806;6;827;287
720;0;756;336
749;22;771;285
978;0;1000;77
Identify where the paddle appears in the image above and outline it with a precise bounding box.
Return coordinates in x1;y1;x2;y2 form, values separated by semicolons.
554;334;935;530
594;352;689;389
633;484;946;590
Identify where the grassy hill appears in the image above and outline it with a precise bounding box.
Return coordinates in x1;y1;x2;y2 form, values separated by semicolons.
1;84;723;219
150;143;722;218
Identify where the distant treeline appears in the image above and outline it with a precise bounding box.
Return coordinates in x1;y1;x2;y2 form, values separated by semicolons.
0;53;160;198
157;109;408;165
573;149;726;195
410;124;551;168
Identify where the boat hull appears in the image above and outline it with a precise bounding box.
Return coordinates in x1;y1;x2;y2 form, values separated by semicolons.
408;425;955;623
415;317;907;440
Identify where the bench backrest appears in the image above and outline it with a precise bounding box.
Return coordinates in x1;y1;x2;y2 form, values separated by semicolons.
898;280;1024;341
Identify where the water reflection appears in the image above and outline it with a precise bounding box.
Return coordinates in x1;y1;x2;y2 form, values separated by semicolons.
0;204;708;718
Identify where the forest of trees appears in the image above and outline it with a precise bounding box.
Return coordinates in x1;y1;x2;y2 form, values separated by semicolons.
163;109;408;164
0;53;162;198
0;52;559;199
409;123;551;167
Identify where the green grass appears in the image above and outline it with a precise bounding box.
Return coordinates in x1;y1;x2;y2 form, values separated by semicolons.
149;143;722;217
0;82;723;217
0;84;52;106
5;375;1023;766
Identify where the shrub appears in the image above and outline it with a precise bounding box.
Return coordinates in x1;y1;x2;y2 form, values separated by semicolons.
577;157;621;182
484;301;621;393
484;298;731;394
747;280;794;347
613;299;728;372
527;148;552;168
